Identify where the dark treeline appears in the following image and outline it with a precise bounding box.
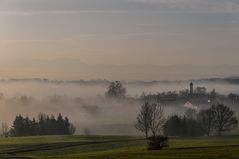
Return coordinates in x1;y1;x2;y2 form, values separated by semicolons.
164;114;204;137
136;102;238;138
9;113;76;137
141;87;218;103
164;104;238;137
3;77;239;85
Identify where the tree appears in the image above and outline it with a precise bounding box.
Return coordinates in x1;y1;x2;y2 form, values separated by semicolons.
149;103;165;138
11;115;25;136
211;104;238;136
10;113;75;137
210;89;217;101
135;102;151;138
228;93;239;104
164;111;204;137
185;108;197;120
164;115;182;136
105;81;126;98
198;109;214;136
183;115;203;137
57;113;65;135
37;113;47;135
135;102;165;139
64;117;71;134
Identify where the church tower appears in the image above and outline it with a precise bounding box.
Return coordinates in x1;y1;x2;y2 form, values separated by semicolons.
190;82;194;95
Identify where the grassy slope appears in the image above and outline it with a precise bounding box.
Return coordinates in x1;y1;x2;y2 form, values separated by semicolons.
0;135;239;159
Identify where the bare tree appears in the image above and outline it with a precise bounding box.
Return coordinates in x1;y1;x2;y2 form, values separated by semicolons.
149;103;165;138
135;102;165;139
135;102;151;138
211;104;238;136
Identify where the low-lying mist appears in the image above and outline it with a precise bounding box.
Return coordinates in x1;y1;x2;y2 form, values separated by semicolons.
0;80;239;135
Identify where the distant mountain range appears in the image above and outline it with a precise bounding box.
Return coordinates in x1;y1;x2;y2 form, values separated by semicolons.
0;58;238;80
1;77;239;86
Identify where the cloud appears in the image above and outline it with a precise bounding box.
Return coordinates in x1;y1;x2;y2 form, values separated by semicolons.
127;0;239;13
0;10;129;16
0;30;182;45
1;0;239;16
0;10;31;16
0;0;129;16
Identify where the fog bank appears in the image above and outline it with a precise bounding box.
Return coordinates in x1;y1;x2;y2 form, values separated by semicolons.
0;81;239;135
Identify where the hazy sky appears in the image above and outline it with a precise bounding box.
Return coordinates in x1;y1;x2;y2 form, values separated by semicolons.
0;0;239;79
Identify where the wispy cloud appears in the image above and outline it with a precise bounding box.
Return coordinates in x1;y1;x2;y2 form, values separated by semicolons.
0;9;129;16
0;32;159;44
0;10;31;16
1;0;239;16
127;0;239;13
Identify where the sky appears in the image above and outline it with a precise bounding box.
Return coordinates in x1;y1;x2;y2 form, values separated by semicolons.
0;0;239;80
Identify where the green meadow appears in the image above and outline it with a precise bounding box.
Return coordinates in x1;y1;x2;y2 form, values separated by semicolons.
0;135;239;159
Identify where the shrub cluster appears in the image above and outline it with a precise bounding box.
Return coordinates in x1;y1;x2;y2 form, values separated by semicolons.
147;136;169;150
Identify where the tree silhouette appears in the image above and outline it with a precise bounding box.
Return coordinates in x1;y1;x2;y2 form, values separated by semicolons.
211;104;238;136
135;102;165;139
149;103;165;138
135;102;151;138
105;81;126;98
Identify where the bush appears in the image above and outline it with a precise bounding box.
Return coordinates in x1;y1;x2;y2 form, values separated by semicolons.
147;136;168;150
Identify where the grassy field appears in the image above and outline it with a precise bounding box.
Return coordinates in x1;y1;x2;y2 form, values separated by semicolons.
0;135;239;159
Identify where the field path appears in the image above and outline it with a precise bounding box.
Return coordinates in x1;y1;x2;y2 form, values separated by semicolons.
0;138;143;157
